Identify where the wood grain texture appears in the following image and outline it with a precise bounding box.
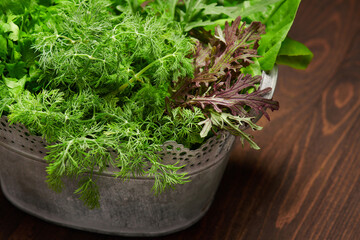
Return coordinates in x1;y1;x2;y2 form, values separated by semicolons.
1;0;359;239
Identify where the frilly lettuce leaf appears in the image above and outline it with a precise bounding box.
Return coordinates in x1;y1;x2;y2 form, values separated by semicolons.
170;17;279;146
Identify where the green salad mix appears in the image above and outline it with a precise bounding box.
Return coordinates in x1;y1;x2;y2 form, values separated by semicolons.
0;0;312;208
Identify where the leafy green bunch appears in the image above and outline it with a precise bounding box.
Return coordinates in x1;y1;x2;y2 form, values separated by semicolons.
0;0;49;114
130;0;313;71
32;0;195;93
0;0;312;208
2;0;206;208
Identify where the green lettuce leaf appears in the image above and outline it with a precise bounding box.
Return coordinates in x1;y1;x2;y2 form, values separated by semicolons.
0;80;13;115
181;0;283;32
245;0;302;71
276;36;313;69
3;75;27;98
227;0;283;18
0;0;33;15
0;64;5;75
5;61;27;79
0;14;20;41
0;35;8;59
200;0;312;71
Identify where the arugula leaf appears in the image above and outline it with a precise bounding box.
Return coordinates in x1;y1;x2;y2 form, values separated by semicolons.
232;0;283;19
184;20;217;32
200;2;237;15
276;36;313;69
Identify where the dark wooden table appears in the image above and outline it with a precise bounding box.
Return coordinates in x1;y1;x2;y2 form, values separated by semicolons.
1;0;359;239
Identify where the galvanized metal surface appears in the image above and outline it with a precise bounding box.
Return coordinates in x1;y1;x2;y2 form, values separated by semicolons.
0;67;277;236
0;125;235;236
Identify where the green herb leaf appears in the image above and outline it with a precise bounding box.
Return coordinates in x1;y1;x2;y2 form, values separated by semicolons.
3;75;27;98
0;35;8;59
0;14;20;41
199;118;212;138
0;64;5;75
0;0;33;15
233;0;283;18
276;36;313;69
5;61;27;79
246;0;302;71
208;111;262;149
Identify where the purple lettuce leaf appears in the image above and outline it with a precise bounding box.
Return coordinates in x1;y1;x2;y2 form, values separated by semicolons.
185;73;279;120
188;16;265;85
168;16;279;146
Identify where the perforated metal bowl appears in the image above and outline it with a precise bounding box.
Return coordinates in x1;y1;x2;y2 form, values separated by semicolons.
0;67;277;236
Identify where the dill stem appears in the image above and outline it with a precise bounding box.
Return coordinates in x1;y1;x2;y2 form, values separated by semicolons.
56;34;76;44
73;54;105;62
